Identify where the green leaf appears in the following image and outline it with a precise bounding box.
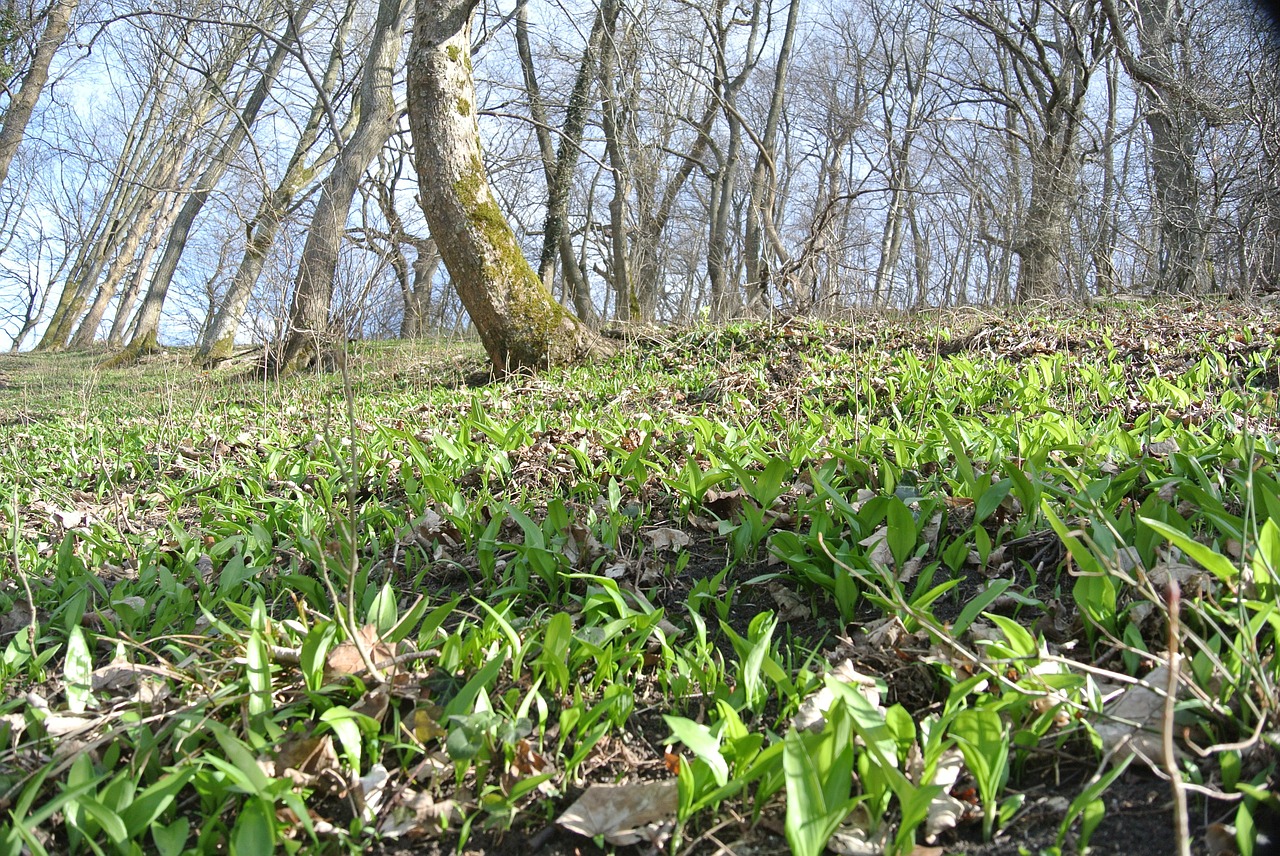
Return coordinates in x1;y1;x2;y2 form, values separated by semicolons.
120;769;194;837
783;705;858;856
975;479;1013;524
951;579;1010;638
64;627;93;714
367;582;398;635
76;797;128;844
230;798;275;856
663;716;729;787
299;621;337;693
208;723;274;794
443;645;507;719
320;707;365;771
886;498;917;569
985;612;1038;659
246;629;271;719
151;818;189;856
1140;517;1239;584
1057;753;1132;849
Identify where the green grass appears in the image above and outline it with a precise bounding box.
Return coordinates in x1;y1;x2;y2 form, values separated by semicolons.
0;301;1277;855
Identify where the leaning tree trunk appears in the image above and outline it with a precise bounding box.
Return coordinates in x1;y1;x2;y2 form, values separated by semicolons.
0;0;78;194
198;0;356;364
120;7;310;362
407;0;602;374
276;0;409;372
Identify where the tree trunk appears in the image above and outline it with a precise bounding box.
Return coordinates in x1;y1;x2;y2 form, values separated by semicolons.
120;7;311;361
0;0;78;194
743;0;800;314
407;0;602;374
198;0;356;364
277;0;410;371
516;0;601;324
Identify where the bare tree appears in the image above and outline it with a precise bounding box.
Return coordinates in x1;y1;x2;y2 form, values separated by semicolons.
276;0;410;370
960;0;1111;302
122;1;317;361
515;0;603;324
197;0;358;363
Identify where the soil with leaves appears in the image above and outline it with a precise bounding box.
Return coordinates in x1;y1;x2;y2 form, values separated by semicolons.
2;299;1279;856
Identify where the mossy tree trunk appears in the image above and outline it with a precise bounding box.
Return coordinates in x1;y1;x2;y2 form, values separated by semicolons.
406;0;603;375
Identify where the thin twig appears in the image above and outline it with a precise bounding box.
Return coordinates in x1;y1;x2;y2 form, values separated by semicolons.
1164;580;1191;856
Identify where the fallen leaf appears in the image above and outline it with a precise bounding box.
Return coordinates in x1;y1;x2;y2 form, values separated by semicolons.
860;526;893;569
412;707;446;743
355;763;391;822
273;734;339;786
1147;561;1212;597
1094;665;1184;767
767;581;809;621
326;625;397;679
379;789;461;838
557;779;677;846
827;804;889;855
644;528;691;552
704;487;745;521
794;660;884;732
1204;822;1239;856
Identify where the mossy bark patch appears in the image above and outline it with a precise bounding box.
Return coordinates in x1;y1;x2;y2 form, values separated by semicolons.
409;1;608;374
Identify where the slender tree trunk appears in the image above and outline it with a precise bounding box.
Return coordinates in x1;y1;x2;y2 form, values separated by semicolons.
198;0;356;363
121;7;312;360
0;0;78;193
743;0;800;314
407;0;602;374
108;188;184;347
597;0;633;321
69;142;188;346
516;0;601;323
34;39;193;350
872;11;937;306
277;0;410;371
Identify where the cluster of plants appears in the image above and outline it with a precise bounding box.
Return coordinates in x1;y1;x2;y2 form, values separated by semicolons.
0;306;1277;854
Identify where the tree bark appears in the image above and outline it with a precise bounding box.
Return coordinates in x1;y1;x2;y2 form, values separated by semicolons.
120;7;310;361
407;0;602;374
0;0;78;194
743;0;800;313
277;0;410;371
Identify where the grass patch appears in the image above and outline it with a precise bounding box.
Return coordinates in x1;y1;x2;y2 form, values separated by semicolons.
1;300;1278;855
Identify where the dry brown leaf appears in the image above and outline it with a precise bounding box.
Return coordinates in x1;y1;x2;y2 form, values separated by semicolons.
859;526;893;569
326;625;397;679
704;487;745;521
412;707;446;743
272;734;339;786
1204;822;1239;856
0;602;35;637
644;527;691;552
767;581;809;621
557;779;677;846
1147;561;1212;597
379;789;461;838
1094;665;1184;767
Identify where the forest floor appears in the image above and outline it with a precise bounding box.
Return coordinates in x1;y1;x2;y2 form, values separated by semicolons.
1;298;1279;856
